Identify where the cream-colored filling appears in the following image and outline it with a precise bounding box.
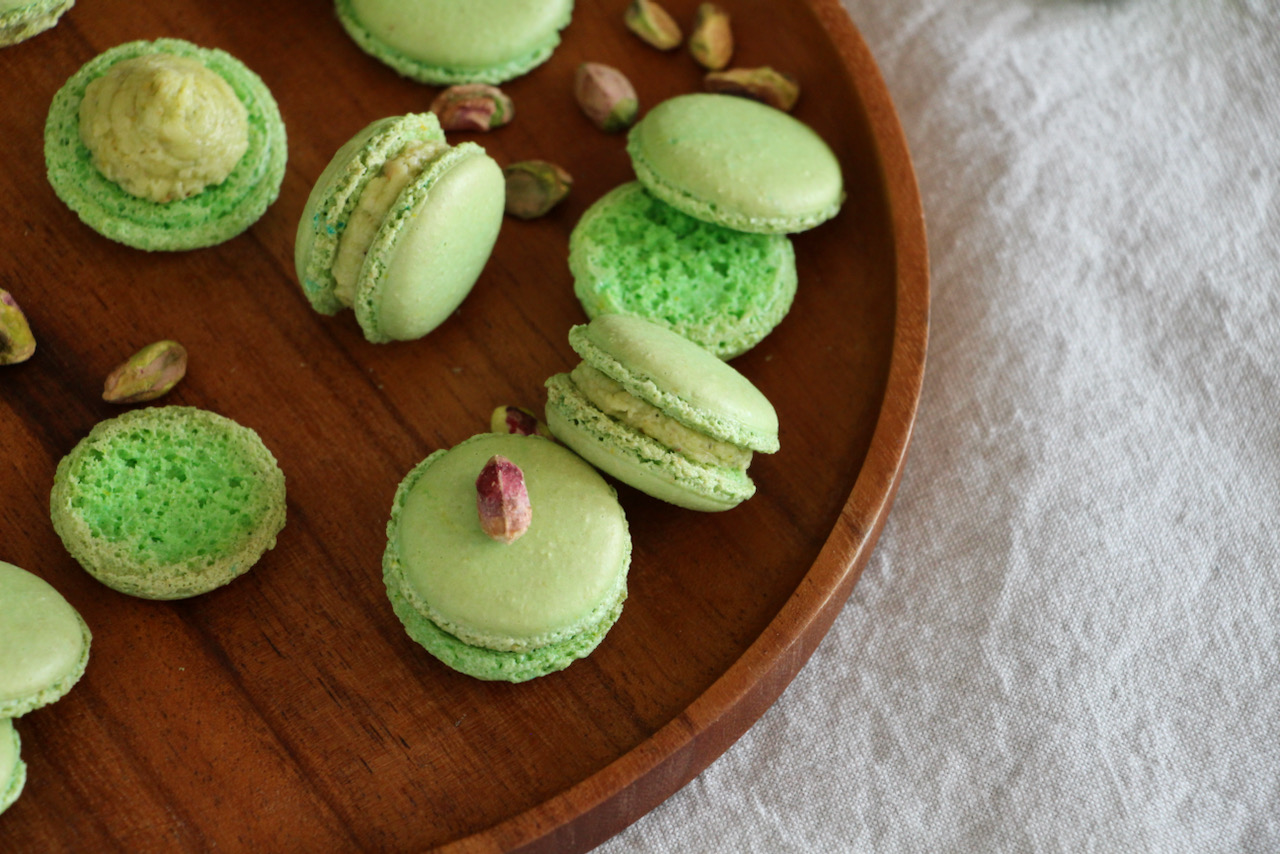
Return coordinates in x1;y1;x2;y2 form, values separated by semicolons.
571;363;752;468
331;139;447;307
78;54;248;203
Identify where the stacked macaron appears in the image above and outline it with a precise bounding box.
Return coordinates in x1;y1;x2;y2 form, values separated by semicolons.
294;113;506;343
0;560;93;814
571;93;845;358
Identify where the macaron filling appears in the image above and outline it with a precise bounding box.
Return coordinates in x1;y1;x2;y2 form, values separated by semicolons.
78;53;249;203
568;363;752;469
331;137;448;306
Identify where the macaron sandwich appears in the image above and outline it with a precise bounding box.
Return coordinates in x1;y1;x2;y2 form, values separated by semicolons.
545;314;779;512
571;93;844;358
50;406;287;600
383;432;631;682
335;0;575;85
45;38;287;251
295;113;505;343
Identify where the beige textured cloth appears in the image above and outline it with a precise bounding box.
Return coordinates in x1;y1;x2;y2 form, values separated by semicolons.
598;1;1280;850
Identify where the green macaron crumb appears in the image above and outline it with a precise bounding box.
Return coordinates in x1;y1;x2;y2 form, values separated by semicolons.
0;0;72;46
0;561;91;718
50;406;287;600
570;182;797;360
0;718;26;816
44;38;287;252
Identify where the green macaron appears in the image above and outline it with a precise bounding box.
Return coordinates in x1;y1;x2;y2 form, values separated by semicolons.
0;561;91;718
545;314;779;512
295;113;505;343
570;182;798;360
44;38;287;252
383;432;631;682
50;406;287;600
0;718;25;816
0;0;72;46
627;93;844;234
336;0;574;85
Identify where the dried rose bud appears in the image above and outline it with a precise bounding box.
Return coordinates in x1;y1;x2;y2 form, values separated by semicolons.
689;3;733;70
624;0;682;50
102;340;188;404
704;67;801;112
503;161;573;219
490;405;554;439
476;455;532;544
0;289;35;365
575;63;639;133
429;84;514;132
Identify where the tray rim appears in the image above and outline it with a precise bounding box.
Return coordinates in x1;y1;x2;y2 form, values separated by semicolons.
444;2;931;851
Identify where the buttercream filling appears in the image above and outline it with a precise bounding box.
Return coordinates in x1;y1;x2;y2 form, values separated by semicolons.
78;54;248;203
331;139;448;307
570;363;752;468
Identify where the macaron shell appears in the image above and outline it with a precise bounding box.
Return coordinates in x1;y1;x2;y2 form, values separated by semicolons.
570;182;798;359
570;314;780;453
353;143;505;342
628;93;844;234
0;561;91;718
337;0;573;85
545;373;754;512
294;113;447;315
0;0;73;46
388;434;629;650
0;718;26;816
44;38;287;252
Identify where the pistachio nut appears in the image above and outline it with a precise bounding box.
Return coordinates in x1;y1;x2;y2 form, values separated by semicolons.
503;161;573;220
102;339;188;404
704;66;801;112
0;289;35;365
690;3;734;70
574;63;639;133
490;405;555;439
476;455;532;544
429;84;514;132
624;0;682;50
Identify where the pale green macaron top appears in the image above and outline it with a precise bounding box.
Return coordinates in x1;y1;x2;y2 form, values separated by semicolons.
0;561;91;718
0;718;25;816
295;113;505;343
0;0;72;46
336;0;574;85
384;433;630;682
628;93;845;234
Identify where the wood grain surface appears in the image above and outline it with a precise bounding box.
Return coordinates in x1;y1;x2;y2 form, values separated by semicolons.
0;0;928;850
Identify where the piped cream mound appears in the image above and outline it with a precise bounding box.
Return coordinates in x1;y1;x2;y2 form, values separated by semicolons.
79;53;249;203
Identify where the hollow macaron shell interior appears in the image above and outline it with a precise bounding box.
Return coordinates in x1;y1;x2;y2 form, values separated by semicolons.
627;93;845;234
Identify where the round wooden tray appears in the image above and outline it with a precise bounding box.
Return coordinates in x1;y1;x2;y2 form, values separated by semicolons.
0;0;927;850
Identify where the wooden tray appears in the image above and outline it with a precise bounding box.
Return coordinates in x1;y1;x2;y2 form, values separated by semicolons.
0;0;927;850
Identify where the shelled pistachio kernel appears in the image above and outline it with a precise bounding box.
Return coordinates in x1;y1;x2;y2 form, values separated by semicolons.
504;161;573;219
624;0;682;50
102;340;188;403
429;84;514;132
690;3;733;70
704;66;800;112
0;289;35;365
574;63;639;132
